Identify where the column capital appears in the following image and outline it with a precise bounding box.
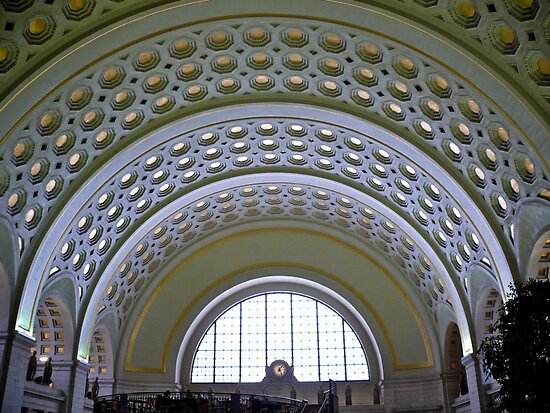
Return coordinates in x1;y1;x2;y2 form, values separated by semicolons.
0;329;36;347
461;352;480;367
74;359;90;373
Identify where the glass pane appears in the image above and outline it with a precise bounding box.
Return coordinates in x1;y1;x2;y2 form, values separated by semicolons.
216;366;239;382
294;363;318;381
194;351;214;367
199;330;215;350
242;319;265;335
241;350;265;367
319;347;344;364
346;363;369;380
242;334;265;352
267;348;292;363
216;334;240;351
241;366;265;382
294;332;317;350
319;364;333;381
192;366;214;382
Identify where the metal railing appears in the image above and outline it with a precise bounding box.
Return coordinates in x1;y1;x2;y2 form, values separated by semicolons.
94;391;308;413
318;380;338;413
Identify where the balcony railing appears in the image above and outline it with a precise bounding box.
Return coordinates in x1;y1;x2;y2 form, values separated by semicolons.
94;391;308;413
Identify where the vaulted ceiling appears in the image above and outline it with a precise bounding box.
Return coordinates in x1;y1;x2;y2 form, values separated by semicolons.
0;0;548;383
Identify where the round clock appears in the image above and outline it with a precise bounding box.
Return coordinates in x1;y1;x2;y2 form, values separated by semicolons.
273;362;287;377
270;359;289;378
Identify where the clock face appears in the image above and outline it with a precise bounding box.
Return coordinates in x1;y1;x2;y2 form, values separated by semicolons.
271;360;289;377
273;363;287;377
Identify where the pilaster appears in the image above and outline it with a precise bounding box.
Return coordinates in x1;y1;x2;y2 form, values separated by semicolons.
461;353;486;413
440;372;460;413
0;330;36;413
72;360;91;413
98;377;115;397
54;359;90;413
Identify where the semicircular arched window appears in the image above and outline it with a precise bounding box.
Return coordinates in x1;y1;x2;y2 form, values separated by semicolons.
191;292;370;383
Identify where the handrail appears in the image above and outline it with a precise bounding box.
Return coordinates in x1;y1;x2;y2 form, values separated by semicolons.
317;396;330;413
94;391;308;413
317;380;338;413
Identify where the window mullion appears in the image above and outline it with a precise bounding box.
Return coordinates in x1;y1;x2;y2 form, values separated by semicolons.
265;294;268;368
342;319;347;382
213;322;217;383
290;293;294;367
316;301;321;381
239;303;242;383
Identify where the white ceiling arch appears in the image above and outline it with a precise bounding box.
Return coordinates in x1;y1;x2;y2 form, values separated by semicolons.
8;100;520;363
0;1;548;393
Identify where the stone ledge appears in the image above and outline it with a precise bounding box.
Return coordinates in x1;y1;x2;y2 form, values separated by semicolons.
23;380;66;411
84;397;94;412
24;381;65;400
340;405;384;413
391;406;443;413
